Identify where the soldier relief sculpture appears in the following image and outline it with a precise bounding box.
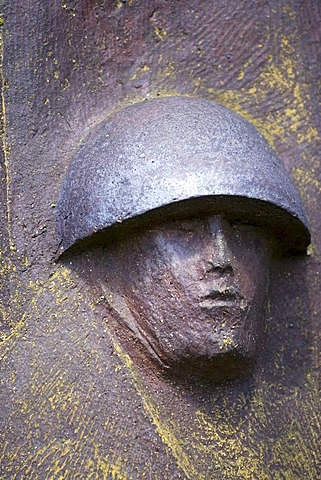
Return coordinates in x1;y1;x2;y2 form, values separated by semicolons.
57;97;310;382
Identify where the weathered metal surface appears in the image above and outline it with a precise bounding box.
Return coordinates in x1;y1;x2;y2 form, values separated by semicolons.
57;97;310;254
74;213;273;382
0;1;320;479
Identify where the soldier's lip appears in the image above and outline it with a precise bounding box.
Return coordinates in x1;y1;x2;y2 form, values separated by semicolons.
199;289;240;307
202;289;239;300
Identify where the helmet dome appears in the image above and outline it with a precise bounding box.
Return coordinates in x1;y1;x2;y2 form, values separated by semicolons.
57;96;310;255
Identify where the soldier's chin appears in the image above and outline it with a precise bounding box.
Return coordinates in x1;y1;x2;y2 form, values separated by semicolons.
158;342;257;383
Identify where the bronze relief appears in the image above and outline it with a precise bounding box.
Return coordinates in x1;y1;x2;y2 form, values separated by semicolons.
56;97;310;382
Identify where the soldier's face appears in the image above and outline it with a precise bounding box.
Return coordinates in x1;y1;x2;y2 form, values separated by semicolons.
102;214;271;380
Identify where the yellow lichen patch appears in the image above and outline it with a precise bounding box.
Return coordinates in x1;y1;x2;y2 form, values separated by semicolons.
292;162;321;260
154;27;167;41
254;33;317;146
292;166;321;195
192;77;202;89
110;338;203;480
0;267;75;353
193;30;319;158
282;2;296;20
154;61;178;87
97;455;128;480
161;61;175;78
117;0;135;7
237;69;244;81
1;269;138;479
131;64;150;81
210;89;279;148
237;56;254;82
61;78;71;91
108;320;320;480
307;244;314;257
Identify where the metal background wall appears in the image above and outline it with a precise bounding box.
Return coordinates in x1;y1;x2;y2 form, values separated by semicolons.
0;1;320;478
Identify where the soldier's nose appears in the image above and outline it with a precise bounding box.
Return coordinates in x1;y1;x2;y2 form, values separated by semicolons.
205;216;234;274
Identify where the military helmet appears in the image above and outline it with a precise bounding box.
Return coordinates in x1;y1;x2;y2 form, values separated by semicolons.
57;96;310;255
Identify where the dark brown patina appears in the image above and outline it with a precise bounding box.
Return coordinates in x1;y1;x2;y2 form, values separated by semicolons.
78;213;272;381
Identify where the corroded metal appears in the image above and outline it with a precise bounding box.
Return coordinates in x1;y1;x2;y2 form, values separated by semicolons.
57;97;310;255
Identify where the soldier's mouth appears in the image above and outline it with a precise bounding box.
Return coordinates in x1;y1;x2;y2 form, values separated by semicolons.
199;288;241;309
